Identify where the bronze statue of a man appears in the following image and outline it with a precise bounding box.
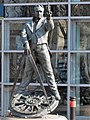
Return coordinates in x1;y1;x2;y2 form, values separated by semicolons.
18;5;61;101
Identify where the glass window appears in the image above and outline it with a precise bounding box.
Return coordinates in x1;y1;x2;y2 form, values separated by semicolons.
71;0;90;2
71;87;90;116
4;20;67;50
5;5;68;18
52;86;67;116
0;21;1;86
50;20;68;50
0;21;1;50
0;24;1;107
79;87;90;116
70;53;90;84
4;53;23;83
0;84;1;112
4;21;24;50
0;53;1;82
71;21;90;50
80;0;90;1
71;4;90;16
51;53;67;84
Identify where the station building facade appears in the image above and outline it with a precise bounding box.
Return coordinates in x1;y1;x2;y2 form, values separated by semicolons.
0;0;90;120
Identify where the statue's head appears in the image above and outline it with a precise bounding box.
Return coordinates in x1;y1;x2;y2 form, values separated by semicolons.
34;5;44;19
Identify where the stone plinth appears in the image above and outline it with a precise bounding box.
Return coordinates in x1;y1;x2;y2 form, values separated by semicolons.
0;114;68;120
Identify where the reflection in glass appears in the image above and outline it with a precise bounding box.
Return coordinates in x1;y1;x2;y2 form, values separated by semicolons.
0;21;1;50
4;53;23;83
51;53;67;84
4;21;24;50
0;84;1;111
5;5;68;18
71;4;90;16
80;0;90;2
5;20;67;50
49;20;67;50
72;87;90;116
71;53;90;84
71;22;90;50
4;0;68;3
10;23;23;50
80;87;90;116
0;53;1;82
71;0;90;2
51;86;67;116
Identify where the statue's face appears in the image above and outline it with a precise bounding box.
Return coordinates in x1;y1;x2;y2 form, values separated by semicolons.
34;9;44;19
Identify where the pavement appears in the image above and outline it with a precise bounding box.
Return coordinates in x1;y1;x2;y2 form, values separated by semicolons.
0;114;68;120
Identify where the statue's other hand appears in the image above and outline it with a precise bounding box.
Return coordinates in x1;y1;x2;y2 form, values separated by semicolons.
46;5;52;20
46;11;52;20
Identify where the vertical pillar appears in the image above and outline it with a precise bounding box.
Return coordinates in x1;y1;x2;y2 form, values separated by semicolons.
70;97;76;120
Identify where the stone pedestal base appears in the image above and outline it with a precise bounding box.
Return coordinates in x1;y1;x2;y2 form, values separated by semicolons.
0;114;68;120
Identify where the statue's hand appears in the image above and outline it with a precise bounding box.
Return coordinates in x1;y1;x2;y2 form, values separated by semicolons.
46;11;52;20
46;5;52;20
24;42;31;55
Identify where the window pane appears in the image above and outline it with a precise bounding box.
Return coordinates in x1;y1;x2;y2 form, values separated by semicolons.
0;21;1;50
71;4;90;16
51;53;67;84
5;5;68;18
70;53;90;84
4;53;23;83
71;87;90;116
0;53;1;113
0;53;1;82
52;86;67;116
71;21;90;50
71;0;90;2
80;0;90;2
49;20;68;50
79;87;90;116
4;21;24;50
9;22;23;50
0;84;1;113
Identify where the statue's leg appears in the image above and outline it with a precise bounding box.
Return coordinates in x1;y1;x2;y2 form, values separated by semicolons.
37;44;61;100
18;56;34;94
